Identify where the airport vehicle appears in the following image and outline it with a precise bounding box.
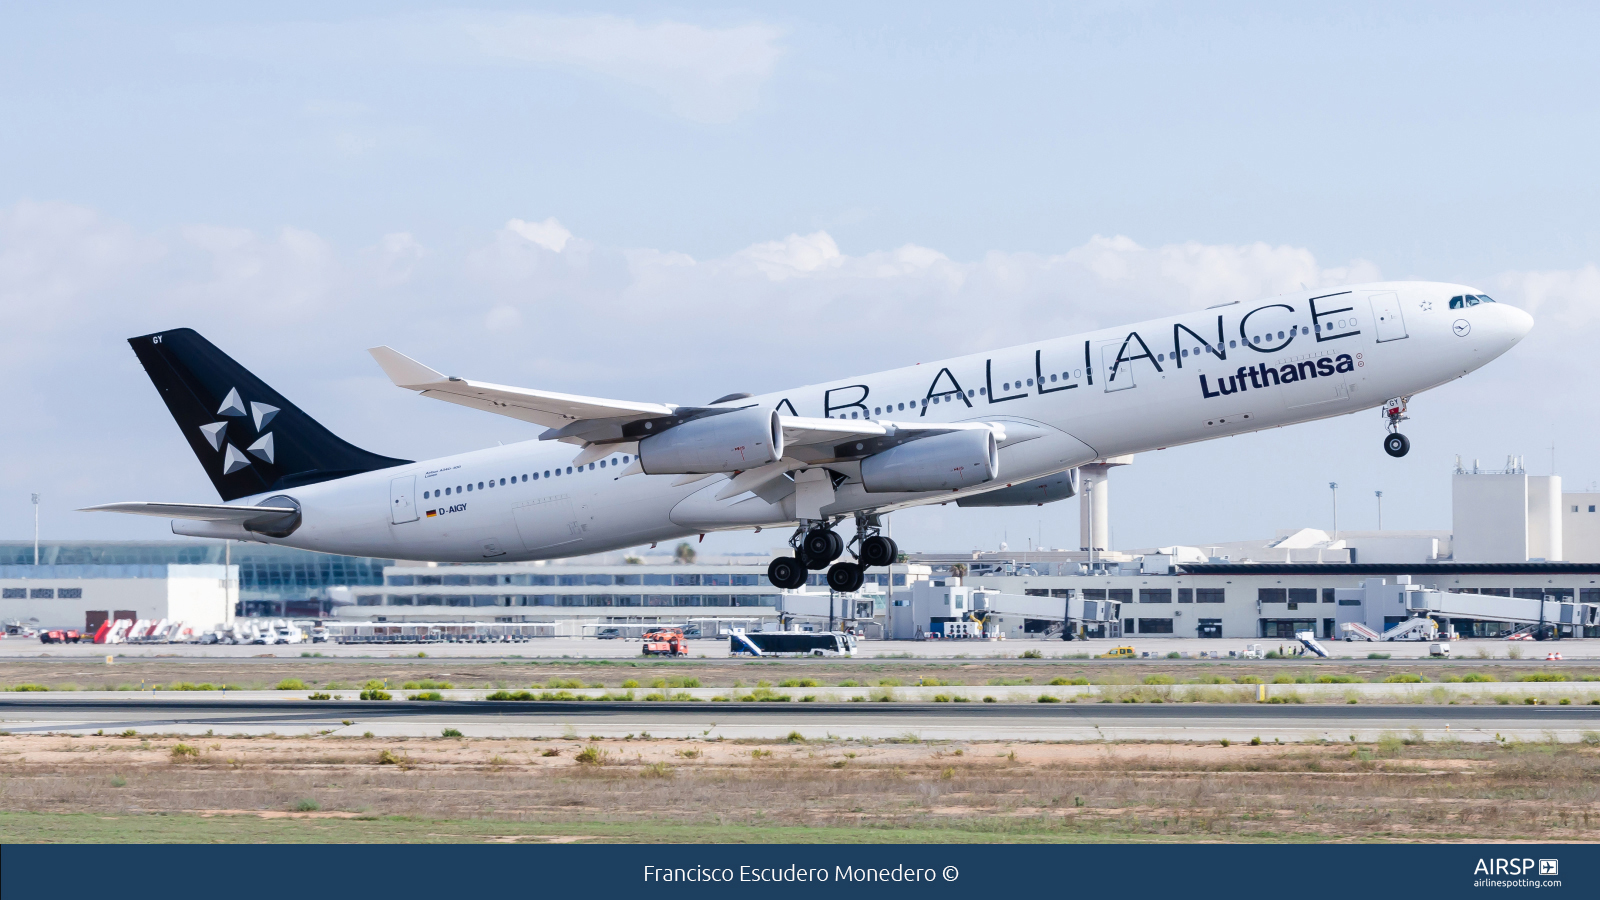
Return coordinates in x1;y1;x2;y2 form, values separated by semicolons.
86;284;1531;584
641;628;688;657
274;621;306;644
1097;645;1136;659
38;629;83;644
730;630;856;657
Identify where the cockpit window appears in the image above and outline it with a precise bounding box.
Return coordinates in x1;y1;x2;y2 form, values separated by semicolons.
1476;294;1495;303
1449;296;1464;309
1464;295;1480;306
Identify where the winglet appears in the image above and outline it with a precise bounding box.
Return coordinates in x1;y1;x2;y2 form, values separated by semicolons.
368;346;447;390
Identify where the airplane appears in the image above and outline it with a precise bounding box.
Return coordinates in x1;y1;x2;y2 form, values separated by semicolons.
86;282;1531;593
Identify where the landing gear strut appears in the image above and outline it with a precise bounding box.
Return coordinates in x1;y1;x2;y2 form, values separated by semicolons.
1382;396;1411;458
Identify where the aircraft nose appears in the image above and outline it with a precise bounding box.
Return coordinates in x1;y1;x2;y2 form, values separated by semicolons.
1502;303;1534;342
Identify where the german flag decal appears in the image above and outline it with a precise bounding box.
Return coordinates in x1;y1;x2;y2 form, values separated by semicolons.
426;509;438;518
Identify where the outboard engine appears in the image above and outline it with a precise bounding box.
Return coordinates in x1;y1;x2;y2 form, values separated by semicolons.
860;429;998;492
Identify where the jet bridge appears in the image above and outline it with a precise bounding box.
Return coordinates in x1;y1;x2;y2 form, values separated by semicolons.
1336;577;1598;641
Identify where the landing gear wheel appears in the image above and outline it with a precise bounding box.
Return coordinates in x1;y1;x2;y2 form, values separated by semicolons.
802;529;844;565
1383;433;1410;458
826;561;865;593
858;534;898;568
767;556;808;591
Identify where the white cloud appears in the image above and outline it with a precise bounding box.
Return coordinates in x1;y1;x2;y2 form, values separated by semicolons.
732;230;843;279
468;15;784;122
507;217;572;253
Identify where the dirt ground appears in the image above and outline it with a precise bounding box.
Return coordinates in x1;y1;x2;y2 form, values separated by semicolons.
3;657;1597;692
2;730;1597;842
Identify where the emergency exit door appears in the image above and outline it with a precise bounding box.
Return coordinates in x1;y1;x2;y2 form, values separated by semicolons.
390;475;418;524
1369;292;1408;342
1100;342;1136;392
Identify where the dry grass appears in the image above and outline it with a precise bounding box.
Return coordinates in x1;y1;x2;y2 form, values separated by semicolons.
5;659;1598;694
1;731;1598;842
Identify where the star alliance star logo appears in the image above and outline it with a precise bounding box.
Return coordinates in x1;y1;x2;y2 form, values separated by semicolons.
1419;300;1433;312
202;387;279;475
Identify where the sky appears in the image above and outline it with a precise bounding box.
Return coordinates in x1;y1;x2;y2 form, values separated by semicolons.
3;2;1598;556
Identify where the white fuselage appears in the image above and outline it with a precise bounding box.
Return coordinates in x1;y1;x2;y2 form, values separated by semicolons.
174;281;1531;562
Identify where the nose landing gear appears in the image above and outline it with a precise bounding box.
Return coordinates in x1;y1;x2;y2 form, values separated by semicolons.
1382;396;1411;458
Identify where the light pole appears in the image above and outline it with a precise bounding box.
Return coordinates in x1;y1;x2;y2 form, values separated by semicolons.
31;493;40;566
1375;491;1384;531
1328;482;1339;536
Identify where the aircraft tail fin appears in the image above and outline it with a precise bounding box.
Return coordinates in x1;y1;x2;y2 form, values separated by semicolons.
128;328;411;501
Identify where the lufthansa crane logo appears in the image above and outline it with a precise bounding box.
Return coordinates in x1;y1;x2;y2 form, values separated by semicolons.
1452;319;1471;337
199;387;279;475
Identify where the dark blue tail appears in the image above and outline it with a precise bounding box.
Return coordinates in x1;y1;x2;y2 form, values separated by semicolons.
130;328;411;501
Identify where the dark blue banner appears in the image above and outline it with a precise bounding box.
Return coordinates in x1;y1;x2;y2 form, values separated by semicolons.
3;844;1594;899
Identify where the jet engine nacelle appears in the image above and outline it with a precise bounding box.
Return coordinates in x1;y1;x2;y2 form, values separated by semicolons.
860;429;999;493
639;407;784;475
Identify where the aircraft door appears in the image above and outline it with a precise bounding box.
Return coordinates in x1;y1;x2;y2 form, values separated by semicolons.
1099;342;1136;392
513;495;582;553
389;475;418;524
1368;291;1408;342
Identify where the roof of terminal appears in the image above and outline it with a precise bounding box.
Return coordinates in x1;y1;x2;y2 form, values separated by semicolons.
1179;562;1600;576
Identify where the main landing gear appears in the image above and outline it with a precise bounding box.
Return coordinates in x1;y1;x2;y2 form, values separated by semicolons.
1382;396;1411;458
765;513;900;594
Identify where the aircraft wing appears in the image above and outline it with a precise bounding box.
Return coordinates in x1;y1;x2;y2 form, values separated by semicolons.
369;346;675;431
80;502;299;522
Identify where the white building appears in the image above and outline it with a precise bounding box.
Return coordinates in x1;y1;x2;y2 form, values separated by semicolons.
1565;492;1600;563
1452;457;1563;562
0;564;235;633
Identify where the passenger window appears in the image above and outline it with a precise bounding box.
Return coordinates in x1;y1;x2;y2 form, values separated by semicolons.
478;482;484;489
423;491;429;499
967;389;975;397
445;488;450;495
588;463;595;470
1026;378;1034;386
1277;331;1284;339
1050;373;1058;380
1229;340;1237;347
533;473;539;480
1181;349;1188;357
599;460;606;468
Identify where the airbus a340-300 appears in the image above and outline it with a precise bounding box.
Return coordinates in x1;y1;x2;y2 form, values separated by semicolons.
88;282;1530;592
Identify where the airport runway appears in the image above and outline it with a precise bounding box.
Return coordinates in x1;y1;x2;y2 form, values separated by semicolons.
5;697;1596;743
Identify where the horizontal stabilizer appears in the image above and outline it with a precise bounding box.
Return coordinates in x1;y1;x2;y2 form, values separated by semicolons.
80;501;297;523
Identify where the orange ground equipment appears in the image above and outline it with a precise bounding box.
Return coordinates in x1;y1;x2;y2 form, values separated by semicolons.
641;628;688;657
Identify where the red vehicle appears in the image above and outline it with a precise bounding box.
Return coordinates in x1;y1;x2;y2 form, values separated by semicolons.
641;629;688;657
39;629;83;644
